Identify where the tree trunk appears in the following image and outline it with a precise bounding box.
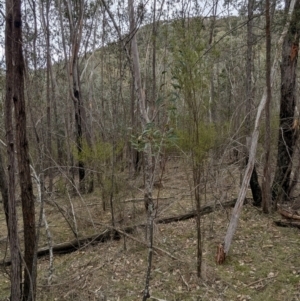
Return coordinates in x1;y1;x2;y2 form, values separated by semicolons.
193;163;202;278
45;0;53;193
0;152;9;228
262;0;272;213
5;0;23;299
61;0;86;194
219;0;298;263
12;1;37;298
246;0;262;207
128;1;154;299
272;0;300;203
128;0;153;212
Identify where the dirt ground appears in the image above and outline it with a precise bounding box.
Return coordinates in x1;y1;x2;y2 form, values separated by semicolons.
1;157;300;301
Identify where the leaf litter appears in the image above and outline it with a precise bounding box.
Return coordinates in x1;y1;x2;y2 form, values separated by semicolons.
0;160;300;300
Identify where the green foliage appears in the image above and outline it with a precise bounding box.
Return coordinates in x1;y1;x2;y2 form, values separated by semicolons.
101;176;119;199
170;18;213;127
72;138;112;166
131;122;177;154
176;123;217;163
56;176;68;195
168;18;219;164
171;41;209;107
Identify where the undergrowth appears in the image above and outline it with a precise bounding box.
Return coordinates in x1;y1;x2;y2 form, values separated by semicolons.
0;160;300;301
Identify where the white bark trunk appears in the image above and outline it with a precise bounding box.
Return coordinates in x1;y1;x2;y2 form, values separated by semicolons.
128;1;154;299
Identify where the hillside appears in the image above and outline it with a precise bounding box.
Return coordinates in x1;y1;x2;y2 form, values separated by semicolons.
1;3;300;301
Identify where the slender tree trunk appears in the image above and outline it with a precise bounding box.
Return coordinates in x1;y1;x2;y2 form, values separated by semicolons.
128;1;154;300
61;0;86;193
193;162;202;278
272;0;300;203
39;0;53;192
0;152;9;227
262;0;272;213
12;0;37;297
45;0;53;193
5;81;21;301
6;0;31;299
128;0;153;211
208;0;218;123
246;0;262;207
4;5;21;294
151;0;157;122
57;0;75;187
50;64;63;165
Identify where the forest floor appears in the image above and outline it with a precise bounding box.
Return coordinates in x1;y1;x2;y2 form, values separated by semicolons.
0;157;300;301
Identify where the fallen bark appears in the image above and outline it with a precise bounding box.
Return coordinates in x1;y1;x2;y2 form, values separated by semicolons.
1;198;241;266
274;220;300;229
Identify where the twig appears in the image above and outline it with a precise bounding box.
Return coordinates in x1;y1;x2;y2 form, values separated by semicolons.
178;270;189;291
245;272;278;287
122;197;171;203
114;227;179;261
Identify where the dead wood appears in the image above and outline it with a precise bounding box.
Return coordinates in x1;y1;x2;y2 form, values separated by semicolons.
0;228;131;267
1;198;240;266
278;207;300;220
274;220;300;229
245;272;278;287
114;228;179;261
155;198;243;224
122;196;171;203
219;0;297;263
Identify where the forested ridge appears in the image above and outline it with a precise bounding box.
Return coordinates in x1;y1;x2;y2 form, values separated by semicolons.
1;0;300;300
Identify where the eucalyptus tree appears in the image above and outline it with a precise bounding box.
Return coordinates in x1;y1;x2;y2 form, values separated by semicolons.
245;0;262;207
4;2;21;296
219;0;299;264
171;6;218;277
53;0;103;193
5;0;37;299
127;1;155;297
262;0;272;213
41;0;54;191
22;0;61;191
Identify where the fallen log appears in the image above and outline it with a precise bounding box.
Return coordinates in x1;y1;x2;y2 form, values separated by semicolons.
274;220;300;229
1;198;242;266
1;228;133;267
122;196;171;203
278;208;300;220
155;198;244;224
